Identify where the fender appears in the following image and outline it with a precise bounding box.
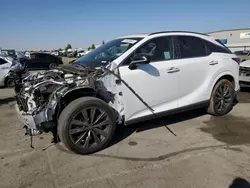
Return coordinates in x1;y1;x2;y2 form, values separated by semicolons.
208;70;235;98
45;86;96;122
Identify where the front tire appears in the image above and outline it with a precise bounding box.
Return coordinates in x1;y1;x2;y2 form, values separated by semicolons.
207;79;235;116
58;97;116;155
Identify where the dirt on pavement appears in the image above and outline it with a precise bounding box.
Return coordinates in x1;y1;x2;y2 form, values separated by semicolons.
0;88;250;188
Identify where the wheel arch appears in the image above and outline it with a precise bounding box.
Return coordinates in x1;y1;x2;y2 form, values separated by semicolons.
54;87;108;119
209;72;235;98
61;87;108;106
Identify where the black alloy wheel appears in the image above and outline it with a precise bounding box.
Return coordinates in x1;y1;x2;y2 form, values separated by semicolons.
58;97;116;154
69;107;112;148
207;79;235;116
214;84;232;113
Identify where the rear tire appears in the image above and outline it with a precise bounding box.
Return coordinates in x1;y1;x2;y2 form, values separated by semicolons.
207;79;235;116
58;97;116;155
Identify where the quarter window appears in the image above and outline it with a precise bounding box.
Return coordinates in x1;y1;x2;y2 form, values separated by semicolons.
204;40;232;54
174;36;207;59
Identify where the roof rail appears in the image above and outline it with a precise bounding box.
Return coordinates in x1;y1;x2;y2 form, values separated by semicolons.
149;31;209;36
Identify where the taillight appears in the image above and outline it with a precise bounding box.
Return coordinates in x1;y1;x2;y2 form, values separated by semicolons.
232;57;241;65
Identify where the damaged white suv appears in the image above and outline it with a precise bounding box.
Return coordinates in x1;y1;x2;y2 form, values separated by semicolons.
15;31;240;154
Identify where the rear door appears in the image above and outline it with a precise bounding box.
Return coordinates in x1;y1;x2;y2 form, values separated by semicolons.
172;35;212;107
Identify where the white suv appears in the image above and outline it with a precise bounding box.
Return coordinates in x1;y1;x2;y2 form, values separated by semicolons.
15;31;240;154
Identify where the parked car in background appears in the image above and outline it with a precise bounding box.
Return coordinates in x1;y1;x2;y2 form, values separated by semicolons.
67;51;77;58
24;51;31;59
0;49;17;59
0;55;19;87
77;50;85;57
234;50;250;62
239;59;250;88
51;51;59;56
20;52;63;70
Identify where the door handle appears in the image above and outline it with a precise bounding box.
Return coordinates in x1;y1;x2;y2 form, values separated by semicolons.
209;61;218;65
167;67;180;73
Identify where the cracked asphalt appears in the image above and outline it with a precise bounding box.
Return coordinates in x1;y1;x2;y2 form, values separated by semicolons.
0;88;250;188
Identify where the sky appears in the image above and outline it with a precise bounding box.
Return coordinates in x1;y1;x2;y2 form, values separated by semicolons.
1;0;250;50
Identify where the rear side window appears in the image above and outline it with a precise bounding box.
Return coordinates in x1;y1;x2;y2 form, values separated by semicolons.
203;40;232;54
0;58;7;65
173;36;207;59
47;54;57;61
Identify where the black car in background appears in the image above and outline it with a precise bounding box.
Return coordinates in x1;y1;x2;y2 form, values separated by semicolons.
20;53;63;70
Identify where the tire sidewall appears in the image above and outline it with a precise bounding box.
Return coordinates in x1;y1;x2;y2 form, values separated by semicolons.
211;80;235;115
58;97;116;155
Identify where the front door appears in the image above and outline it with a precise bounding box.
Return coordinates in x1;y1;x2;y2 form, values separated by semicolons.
118;36;179;122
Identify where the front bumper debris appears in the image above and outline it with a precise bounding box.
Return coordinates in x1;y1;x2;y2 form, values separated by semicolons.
15;104;37;129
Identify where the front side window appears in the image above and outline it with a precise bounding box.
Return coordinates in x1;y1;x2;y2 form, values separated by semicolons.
74;38;142;67
174;36;207;59
123;36;173;65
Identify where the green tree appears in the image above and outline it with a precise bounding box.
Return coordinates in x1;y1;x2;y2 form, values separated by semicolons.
65;44;72;51
91;44;96;49
88;47;91;51
102;40;105;44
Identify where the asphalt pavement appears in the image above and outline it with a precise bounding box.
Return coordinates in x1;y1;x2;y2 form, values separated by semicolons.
0;88;250;188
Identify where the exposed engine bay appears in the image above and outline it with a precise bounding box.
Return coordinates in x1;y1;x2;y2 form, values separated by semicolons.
14;64;124;140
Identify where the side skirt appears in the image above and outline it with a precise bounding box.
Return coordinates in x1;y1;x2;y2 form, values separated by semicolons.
124;100;210;125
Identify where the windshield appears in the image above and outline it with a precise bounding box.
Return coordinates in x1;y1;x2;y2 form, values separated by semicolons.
74;37;143;67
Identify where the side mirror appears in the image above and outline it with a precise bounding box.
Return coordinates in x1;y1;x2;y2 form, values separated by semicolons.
128;54;150;70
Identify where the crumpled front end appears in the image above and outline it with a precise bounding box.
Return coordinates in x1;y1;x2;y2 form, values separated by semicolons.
14;64;124;137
